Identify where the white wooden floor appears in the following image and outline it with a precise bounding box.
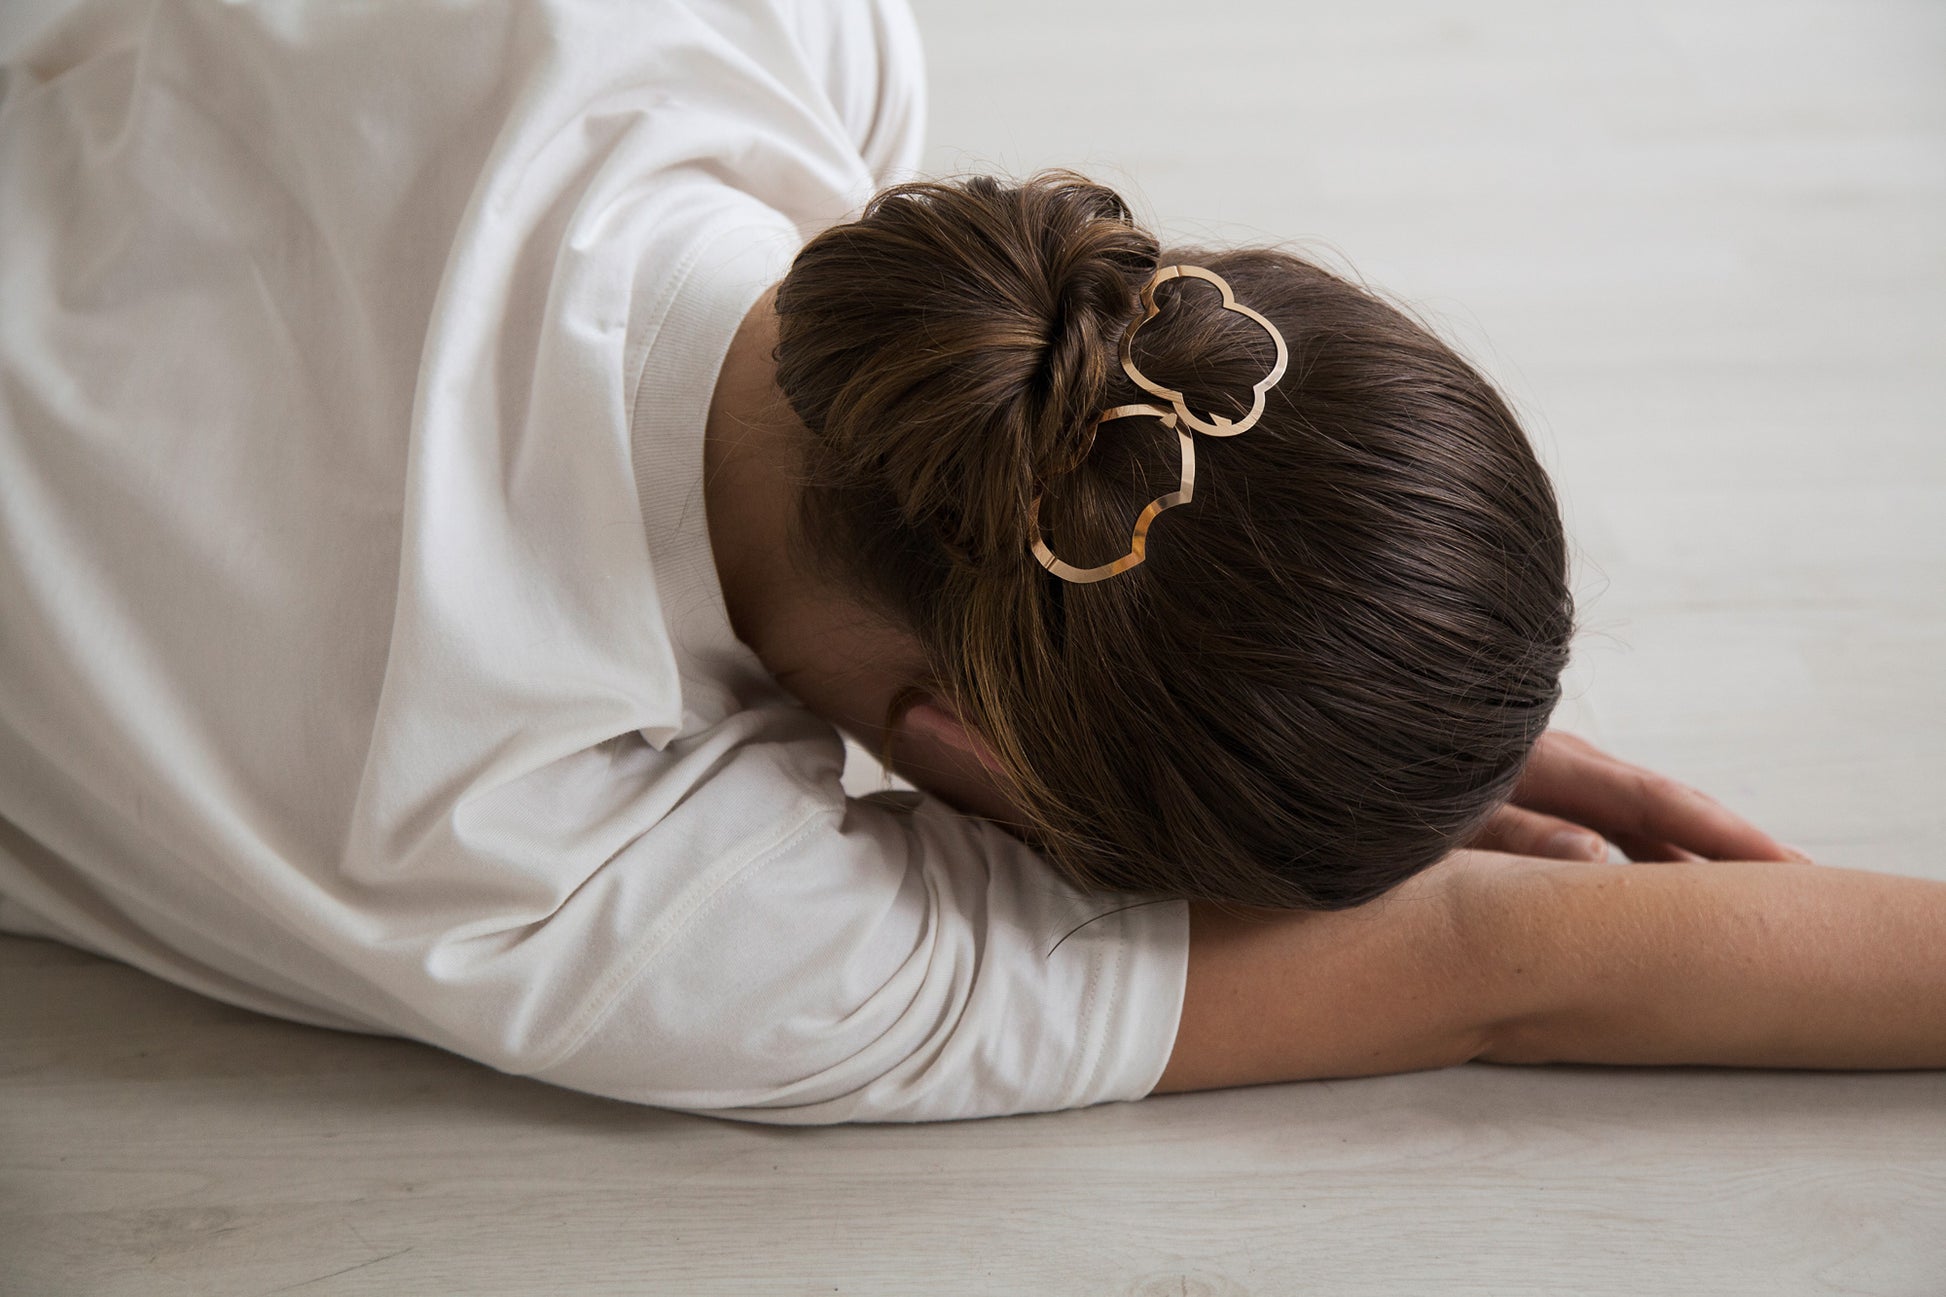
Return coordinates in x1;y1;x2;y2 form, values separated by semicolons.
4;1;1944;1293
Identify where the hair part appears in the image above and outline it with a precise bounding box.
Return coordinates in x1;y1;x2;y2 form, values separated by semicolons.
774;171;1574;911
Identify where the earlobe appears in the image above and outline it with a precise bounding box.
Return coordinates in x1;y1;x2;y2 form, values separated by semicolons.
890;697;1029;827
899;699;1006;777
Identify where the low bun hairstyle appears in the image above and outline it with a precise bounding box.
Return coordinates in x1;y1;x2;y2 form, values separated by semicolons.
776;175;1156;571
775;171;1575;911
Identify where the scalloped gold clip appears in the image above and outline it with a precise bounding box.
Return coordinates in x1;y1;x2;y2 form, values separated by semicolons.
1029;265;1288;584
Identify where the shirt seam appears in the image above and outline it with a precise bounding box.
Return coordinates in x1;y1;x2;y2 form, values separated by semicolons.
1069;916;1120;1106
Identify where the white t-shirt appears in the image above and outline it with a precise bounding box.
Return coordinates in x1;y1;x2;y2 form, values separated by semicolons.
0;0;1189;1124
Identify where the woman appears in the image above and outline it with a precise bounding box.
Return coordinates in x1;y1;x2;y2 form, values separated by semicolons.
1;0;1939;1125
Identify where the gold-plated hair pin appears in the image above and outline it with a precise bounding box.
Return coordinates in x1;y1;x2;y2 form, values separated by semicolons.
1029;405;1193;583
1030;264;1288;584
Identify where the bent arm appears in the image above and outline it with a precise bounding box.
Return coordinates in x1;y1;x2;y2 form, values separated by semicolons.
1153;852;1946;1095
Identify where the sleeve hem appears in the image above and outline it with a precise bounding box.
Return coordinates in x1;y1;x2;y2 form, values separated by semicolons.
1087;896;1192;1104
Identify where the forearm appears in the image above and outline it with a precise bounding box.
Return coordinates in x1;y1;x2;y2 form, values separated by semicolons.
1465;857;1946;1070
1154;861;1499;1094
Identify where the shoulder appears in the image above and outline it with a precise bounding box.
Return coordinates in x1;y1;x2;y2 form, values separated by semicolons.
770;0;927;185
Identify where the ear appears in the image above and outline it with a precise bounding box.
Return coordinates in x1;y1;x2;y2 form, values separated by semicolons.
889;698;1027;826
898;700;1006;777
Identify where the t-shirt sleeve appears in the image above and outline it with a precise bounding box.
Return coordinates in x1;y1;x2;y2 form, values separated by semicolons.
525;738;1190;1125
785;0;927;187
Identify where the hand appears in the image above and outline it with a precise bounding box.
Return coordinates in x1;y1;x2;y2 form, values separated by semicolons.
1468;730;1809;864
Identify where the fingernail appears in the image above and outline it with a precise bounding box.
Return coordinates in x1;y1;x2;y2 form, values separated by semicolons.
1547;830;1607;861
1784;844;1816;864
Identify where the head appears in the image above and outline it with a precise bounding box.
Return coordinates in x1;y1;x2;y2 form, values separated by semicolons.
772;171;1574;911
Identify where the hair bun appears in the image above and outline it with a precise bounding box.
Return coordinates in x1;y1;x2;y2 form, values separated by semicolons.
775;172;1159;572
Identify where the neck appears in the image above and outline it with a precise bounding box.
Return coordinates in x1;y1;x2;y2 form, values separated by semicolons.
702;291;1031;823
702;289;796;656
702;290;923;745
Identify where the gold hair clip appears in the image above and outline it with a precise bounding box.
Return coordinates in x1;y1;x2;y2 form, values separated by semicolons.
1029;264;1288;584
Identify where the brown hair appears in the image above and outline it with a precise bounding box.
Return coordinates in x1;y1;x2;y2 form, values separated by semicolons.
774;172;1573;911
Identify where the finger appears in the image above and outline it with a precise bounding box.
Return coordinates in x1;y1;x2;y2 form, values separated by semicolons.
1607;831;1707;864
1516;735;1797;862
1613;772;1794;862
1536;729;1602;757
1469;805;1609;862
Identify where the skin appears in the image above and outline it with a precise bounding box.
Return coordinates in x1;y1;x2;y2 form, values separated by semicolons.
704;291;1801;863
